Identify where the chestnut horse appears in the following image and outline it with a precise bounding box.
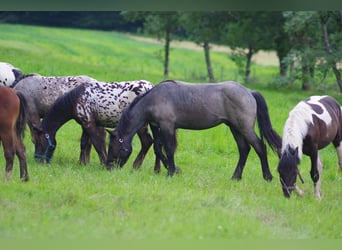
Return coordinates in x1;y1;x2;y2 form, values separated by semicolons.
0;86;28;181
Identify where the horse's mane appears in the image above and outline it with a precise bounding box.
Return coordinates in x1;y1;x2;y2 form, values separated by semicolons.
117;87;153;131
42;83;86;128
11;73;38;87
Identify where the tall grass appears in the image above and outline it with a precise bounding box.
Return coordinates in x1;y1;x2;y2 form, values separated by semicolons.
1;24;342;239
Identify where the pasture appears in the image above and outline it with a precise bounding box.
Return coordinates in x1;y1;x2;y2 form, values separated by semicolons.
0;24;342;239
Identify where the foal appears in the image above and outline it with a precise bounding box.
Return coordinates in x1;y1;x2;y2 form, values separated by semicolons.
277;95;342;198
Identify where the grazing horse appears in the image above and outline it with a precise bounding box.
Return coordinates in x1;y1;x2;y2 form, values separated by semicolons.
0;86;28;181
277;95;342;198
107;80;282;180
34;80;157;169
0;62;24;87
12;74;98;162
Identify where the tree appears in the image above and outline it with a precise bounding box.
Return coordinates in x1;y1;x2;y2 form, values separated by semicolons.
123;11;181;78
283;11;322;90
180;12;229;82
319;11;342;92
223;12;276;82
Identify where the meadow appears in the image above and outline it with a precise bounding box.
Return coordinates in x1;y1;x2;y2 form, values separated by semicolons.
0;23;342;239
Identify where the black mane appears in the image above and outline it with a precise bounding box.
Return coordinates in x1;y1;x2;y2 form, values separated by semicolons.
117;87;153;132
42;83;86;129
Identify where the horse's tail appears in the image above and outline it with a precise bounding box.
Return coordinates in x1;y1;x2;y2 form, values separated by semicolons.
251;91;282;157
15;91;27;139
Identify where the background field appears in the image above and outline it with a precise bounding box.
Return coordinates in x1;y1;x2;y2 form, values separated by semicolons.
0;24;342;239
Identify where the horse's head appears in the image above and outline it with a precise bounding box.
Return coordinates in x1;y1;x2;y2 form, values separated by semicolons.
106;129;132;169
277;146;302;198
32;125;56;164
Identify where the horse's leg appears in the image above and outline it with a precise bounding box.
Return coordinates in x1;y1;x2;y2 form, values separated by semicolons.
86;126;107;165
15;137;29;181
244;130;272;181
150;125;169;173
2;133;15;180
230;127;251;180
310;150;322;199
334;140;342;171
79;129;92;165
159;127;178;177
133;124;154;169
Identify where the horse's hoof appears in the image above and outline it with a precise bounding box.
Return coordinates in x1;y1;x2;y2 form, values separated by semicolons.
263;174;273;182
175;167;182;174
231;175;242;181
21;175;29;182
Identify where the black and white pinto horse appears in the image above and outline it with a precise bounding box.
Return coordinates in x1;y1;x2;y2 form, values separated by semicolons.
277;95;342;198
12;74;98;161
107;80;282;180
0;62;24;87
34;80;156;169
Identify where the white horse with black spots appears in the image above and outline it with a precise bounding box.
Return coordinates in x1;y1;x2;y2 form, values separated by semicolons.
277;95;342;199
33;80;160;171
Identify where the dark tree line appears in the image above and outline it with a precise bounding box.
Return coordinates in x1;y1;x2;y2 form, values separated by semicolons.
1;11;342;91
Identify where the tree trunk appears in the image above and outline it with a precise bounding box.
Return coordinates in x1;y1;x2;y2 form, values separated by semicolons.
278;56;288;77
301;62;311;90
245;46;253;82
320;14;342;92
163;29;171;78
203;41;215;82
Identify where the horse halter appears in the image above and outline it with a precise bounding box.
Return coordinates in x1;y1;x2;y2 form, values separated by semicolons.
34;133;56;164
280;169;304;196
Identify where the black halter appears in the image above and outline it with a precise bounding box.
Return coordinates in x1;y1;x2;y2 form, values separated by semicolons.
34;133;56;164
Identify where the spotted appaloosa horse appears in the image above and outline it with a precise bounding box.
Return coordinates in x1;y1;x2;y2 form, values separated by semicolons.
34;80;158;170
278;95;342;198
0;86;28;181
0;62;24;87
12;74;98;161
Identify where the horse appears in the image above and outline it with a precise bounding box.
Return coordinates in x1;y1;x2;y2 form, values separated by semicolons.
277;95;342;199
0;62;24;87
0;86;28;181
107;80;282;180
33;79;159;170
12;73;98;162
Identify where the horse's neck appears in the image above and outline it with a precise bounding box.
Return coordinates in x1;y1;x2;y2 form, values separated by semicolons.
42;108;73;137
120;105;147;141
282;115;306;160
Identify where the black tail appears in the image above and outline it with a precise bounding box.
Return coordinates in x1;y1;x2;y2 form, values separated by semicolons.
251;91;282;157
15;92;27;139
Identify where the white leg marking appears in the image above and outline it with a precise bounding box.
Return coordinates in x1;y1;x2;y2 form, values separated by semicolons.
335;142;342;171
314;154;323;199
295;185;305;196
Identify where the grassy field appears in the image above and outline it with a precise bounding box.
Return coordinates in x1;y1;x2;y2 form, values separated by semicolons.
1;24;342;239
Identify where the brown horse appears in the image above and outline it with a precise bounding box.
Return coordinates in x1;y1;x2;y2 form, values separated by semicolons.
0;86;28;181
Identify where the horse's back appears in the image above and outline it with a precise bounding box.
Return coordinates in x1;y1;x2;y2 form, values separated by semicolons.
146;80;257;129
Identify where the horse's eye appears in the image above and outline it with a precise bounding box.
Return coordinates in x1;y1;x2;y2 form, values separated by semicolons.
45;133;49;139
118;138;123;143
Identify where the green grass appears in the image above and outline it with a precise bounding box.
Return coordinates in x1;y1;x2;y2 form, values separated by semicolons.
1;24;342;239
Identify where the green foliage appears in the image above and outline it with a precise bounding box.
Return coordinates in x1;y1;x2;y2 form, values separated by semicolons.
1;24;342;239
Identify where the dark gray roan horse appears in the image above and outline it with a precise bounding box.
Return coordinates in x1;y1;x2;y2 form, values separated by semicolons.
33;80;157;169
0;62;24;87
277;95;342;199
107;80;282;180
12;74;98;162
